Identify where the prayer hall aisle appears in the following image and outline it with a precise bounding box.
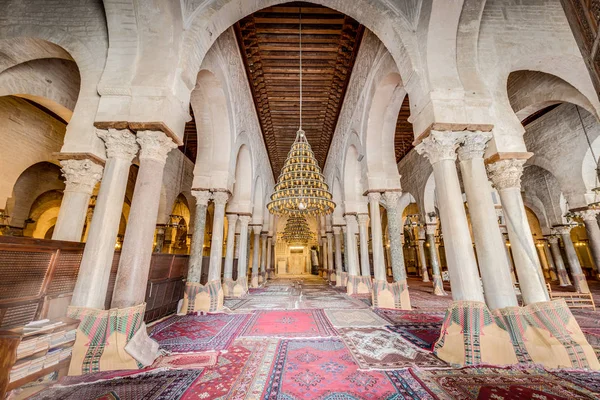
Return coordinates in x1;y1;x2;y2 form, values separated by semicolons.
27;277;600;399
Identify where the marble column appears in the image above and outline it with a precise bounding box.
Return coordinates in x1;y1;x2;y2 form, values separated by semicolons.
186;191;211;284
206;192;229;282
536;240;551;279
223;214;238;281
251;225;261;287
417;229;430;282
53;159;103;241
487;159;549;305
153;225;166;253
342;225;349;273
458;133;518;309
502;232;517;283
112;131;177;308
367;192;386;282
333;226;343;284
542;238;558;281
71;129;138;309
326;232;335;282
415;131;484;302
237;216;251;287
382;192;408;283
344;214;359;276
321;235;328;277
266;236;273;278
426;224;446;295
356;213;371;277
548;235;571;286
577;209;600;278
260;232;268;283
555;225;590;293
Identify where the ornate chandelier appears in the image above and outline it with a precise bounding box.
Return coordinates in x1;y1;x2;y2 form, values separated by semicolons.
267;8;335;217
281;216;314;243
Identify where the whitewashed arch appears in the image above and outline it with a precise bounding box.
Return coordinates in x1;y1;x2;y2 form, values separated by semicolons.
228;144;253;214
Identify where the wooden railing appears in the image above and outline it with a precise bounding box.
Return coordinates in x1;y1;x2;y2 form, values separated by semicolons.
0;237;189;328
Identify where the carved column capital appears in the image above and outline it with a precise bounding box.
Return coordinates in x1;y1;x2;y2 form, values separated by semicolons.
333;226;342;235
97;128;138;161
261;232;268;239
60;159;104;194
238;215;251;226
136;130;177;164
425;223;437;235
227;213;239;224
356;213;369;225
487;159;526;190
548;236;559;244
192;190;211;207
344;214;358;229
457;131;492;161
367;192;382;203
326;232;333;240
553;225;573;236
252;224;262;234
382;191;400;208
212;191;230;205
415;130;466;164
576;209;600;222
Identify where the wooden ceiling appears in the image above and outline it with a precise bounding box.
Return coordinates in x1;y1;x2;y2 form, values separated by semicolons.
234;2;364;177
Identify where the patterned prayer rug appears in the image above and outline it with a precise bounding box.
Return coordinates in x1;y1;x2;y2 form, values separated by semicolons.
239;309;337;338
413;365;597;399
550;369;600;395
262;338;435;399
324;309;389;328
228;296;298;310
57;369;160;386
374;308;446;325
571;309;600;328
338;327;447;369
29;369;202;400
223;298;246;309
386;323;442;351
149;313;249;352
152;353;218;369
299;294;368;309
582;328;600;358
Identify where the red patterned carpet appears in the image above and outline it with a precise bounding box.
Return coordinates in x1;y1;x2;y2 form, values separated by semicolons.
26;275;600;399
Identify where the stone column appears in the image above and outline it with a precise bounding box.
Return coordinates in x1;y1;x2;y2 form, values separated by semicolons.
333;226;343;285
426;224;446;295
382;192;408;283
415;131;484;302
266;236;273;279
416;229;430;282
53;159;103;241
260;232;268;283
542;238;558;281
555;225;590;293
536;240;551;279
344;214;359;276
186;191;211;284
342;225;349;272
251;225;261;287
111;131;177;309
207;192;229;283
236;216;251;293
367;192;386;282
223;213;238;293
326;232;335;282
320;235;328;277
577;209;600;279
457;132;518;309
502;232;517;283
71;129;138;309
153;225;166;253
487;159;549;305
548;235;571;286
356;213;371;277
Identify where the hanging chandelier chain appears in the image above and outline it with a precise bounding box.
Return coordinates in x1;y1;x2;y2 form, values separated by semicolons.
299;7;302;130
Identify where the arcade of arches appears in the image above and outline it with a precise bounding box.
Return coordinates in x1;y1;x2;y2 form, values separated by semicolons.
2;0;600;398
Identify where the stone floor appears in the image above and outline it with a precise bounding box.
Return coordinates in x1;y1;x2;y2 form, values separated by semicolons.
12;275;600;399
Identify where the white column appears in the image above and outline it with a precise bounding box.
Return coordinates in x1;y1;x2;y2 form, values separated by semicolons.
112;131;177;308
344;214;359;276
458;132;518;309
382;192;408;283
53;159;103;241
266;236;273;277
415;131;484;302
326;232;334;278
260;232;268;281
321;235;328;276
186;191;211;283
426;223;446;295
367;192;386;281
223;214;238;280
417;227;430;282
207;192;229;282
577;209;600;278
237;216;251;283
356;213;371;277
153;225;166;253
487;159;549;304
548;235;571;286
251;225;261;286
555;225;590;293
542;237;558;281
71;129;138;309
342;225;349;273
536;240;551;279
333;226;343;279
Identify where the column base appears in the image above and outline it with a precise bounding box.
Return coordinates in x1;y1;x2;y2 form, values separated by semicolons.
181;280;224;313
494;300;599;369
433;301;518;367
558;269;572;286
222;277;235;297
251;275;260;288
346;275;372;295
261;271;267;282
432;275;447;296
67;303;157;375
371;280;411;310
258;273;264;284
231;278;248;298
572;273;591;294
267;269;275;279
328;269;336;284
549;270;558;282
336;272;347;287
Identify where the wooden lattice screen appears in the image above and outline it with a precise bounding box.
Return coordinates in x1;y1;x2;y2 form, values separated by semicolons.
0;236;189;328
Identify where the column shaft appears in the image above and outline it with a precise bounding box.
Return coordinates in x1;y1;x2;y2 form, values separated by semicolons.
357;214;371;277
368;193;386;281
426;225;446;295
260;233;268;279
344;215;359;276
186;192;210;283
542;240;558;281
417;237;430;282
557;227;590;293
549;236;571;286
580;210;600;278
333;227;343;278
383;192;407;282
327;232;334;278
223;214;238;279
237;216;251;282
207;192;229;282
266;236;273;276
251;226;261;286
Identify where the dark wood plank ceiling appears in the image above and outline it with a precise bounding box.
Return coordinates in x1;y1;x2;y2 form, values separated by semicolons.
394;96;414;163
234;2;364;177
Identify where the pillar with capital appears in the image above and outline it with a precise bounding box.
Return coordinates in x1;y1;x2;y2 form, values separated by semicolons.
326;232;335;283
548;235;571;286
356;213;371;278
53;159;104;241
333;226;344;286
426;223;446;296
266;236;274;279
487;159;549;305
232;215;251;296
541;236;559;281
345;213;370;294
458;132;518;310
260;232;268;283
250;225;262;287
576;209;600;279
554;225;590;293
536;240;552;280
222;213;238;296
185;190;211;285
367;192;386;282
416;227;430;283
